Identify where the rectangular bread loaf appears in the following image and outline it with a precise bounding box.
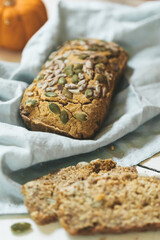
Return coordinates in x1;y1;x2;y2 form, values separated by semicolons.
20;39;128;139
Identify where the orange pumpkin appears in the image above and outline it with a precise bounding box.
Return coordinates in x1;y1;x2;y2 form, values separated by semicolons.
0;0;48;51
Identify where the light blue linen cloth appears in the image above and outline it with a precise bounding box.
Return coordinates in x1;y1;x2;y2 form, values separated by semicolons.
0;0;160;214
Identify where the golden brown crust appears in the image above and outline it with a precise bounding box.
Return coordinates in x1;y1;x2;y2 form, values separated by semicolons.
20;38;128;139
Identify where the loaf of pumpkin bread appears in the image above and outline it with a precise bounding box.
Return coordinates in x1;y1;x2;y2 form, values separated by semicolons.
20;39;128;139
21;159;116;225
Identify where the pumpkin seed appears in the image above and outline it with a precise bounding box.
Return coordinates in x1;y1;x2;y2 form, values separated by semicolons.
85;89;93;98
11;222;31;234
95;63;105;70
95;74;106;83
74;64;83;70
78;54;89;60
37;74;45;80
74;69;83;74
88;44;106;52
62;89;73;99
66;69;74;77
49;103;60;114
64;64;73;71
60;110;69;124
25;99;37;106
74;113;87;121
58;77;66;85
64;64;74;77
72;74;79;84
45;92;57;97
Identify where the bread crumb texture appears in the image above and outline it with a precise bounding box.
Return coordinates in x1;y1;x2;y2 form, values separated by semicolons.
21;159;160;236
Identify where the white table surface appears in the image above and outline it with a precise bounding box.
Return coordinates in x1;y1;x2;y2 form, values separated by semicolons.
0;0;160;239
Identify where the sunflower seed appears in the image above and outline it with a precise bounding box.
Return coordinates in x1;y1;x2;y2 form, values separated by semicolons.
64;59;69;64
26;92;34;97
78;80;86;86
102;87;107;97
59;93;66;100
78;72;85;80
41;82;48;90
58;73;66;77
65;83;78;89
38;81;43;88
62;51;72;58
55;69;62;76
85;60;93;69
49;78;58;86
79;83;87;92
86;69;93;78
68;89;80;94
28;83;35;90
45;87;57;92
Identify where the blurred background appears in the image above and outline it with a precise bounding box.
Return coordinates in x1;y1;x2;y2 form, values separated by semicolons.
0;0;155;63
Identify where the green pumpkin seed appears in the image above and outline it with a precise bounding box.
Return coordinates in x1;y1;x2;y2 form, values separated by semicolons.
49;103;60;114
78;54;89;60
60;110;69;124
85;89;93;98
74;64;83;70
66;70;74;77
37;74;45;80
95;74;106;83
58;77;66;85
88;44;106;52
45;92;57;97
74;113;87;121
25;99;37;106
74;69;83;74
72;74;79;84
64;64;73;71
62;89;73;99
64;64;74;77
95;63;105;70
11;222;31;234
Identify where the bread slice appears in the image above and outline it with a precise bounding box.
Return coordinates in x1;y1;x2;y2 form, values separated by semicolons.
57;166;160;235
21;159;116;224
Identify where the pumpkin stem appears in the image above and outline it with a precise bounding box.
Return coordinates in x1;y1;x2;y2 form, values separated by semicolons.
3;0;15;6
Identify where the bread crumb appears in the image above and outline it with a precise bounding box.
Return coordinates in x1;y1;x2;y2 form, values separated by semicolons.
110;145;115;151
